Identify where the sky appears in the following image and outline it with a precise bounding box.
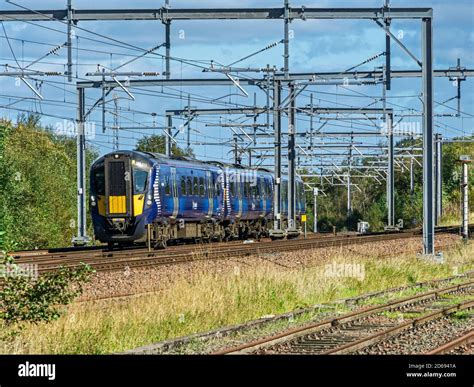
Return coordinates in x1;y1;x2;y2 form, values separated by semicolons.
0;0;473;168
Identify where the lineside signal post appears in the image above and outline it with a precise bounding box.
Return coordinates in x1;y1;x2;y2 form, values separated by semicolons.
301;214;307;238
313;187;318;234
459;156;471;241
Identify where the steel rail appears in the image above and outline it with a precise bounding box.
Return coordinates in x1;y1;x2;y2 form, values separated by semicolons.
426;331;474;355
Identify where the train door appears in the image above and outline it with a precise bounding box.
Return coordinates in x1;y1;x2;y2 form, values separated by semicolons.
206;170;213;218
237;172;243;218
250;177;258;215
160;165;171;217
170;167;179;218
260;177;267;217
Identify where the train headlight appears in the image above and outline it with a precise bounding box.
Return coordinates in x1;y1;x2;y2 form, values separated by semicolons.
146;194;152;206
90;195;96;206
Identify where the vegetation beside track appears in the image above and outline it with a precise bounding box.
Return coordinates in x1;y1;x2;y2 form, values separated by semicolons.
1;241;472;354
0;115;97;250
0;255;94;342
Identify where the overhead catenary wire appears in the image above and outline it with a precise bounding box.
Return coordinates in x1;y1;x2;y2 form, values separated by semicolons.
0;1;471;176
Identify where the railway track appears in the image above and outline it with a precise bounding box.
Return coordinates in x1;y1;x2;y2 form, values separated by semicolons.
9;225;465;274
427;331;474;355
213;281;473;354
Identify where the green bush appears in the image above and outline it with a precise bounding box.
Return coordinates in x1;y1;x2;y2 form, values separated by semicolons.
0;256;94;328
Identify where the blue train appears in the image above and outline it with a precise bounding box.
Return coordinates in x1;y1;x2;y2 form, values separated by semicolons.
90;150;306;248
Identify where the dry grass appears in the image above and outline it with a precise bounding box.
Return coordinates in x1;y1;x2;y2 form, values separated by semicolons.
439;210;473;227
1;241;473;354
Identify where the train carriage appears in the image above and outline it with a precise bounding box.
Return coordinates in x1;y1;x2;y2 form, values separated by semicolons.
90;150;306;249
222;165;274;240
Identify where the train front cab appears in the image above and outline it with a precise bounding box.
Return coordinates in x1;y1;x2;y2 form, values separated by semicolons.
90;152;152;247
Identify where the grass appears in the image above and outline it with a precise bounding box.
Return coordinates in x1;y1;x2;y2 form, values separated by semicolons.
1;241;473;354
450;310;472;321
434;293;474;306
439;211;474;227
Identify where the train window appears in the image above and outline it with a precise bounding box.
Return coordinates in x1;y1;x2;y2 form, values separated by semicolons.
215;180;221;197
133;168;148;194
186;176;192;196
199;177;205;196
92;166;105;196
193;176;198;196
230;181;235;197
181;176;186;195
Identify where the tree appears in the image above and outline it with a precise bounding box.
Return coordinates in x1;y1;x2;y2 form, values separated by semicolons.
0;115;98;250
135;134;194;157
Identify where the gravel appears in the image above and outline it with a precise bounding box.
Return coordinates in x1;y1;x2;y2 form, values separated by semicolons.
356;312;474;354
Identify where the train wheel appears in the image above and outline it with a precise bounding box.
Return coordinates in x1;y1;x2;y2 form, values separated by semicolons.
107;242;115;251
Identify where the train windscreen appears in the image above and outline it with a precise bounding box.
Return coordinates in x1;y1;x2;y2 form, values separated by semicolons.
108;161;126;196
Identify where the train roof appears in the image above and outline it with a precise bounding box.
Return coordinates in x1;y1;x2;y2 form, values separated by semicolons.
92;150;274;175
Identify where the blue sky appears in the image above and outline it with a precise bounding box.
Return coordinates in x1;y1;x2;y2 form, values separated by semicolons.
0;0;473;166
